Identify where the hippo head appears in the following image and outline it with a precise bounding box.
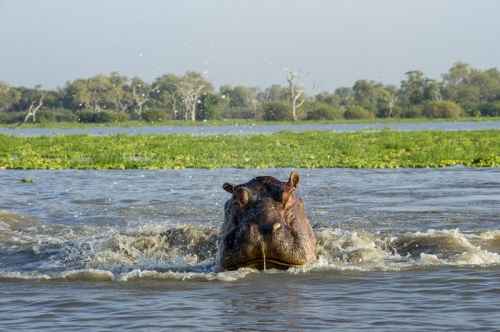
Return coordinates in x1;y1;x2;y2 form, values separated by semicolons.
217;171;317;271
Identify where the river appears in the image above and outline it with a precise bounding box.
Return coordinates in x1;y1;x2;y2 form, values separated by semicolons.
0;168;499;330
1;120;500;137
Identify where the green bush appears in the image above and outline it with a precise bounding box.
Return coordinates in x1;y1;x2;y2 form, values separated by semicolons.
305;104;343;120
0;112;25;124
37;108;78;123
141;109;169;122
479;101;500;117
376;105;402;118
423;101;463;118
78;110;129;123
262;102;291;121
400;105;424;118
222;106;256;119
343;106;375;120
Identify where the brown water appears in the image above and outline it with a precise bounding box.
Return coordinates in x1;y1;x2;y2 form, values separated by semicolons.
0;168;499;331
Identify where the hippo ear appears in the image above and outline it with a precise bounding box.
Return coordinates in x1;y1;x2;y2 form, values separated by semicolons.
288;171;300;189
223;183;234;193
235;187;251;208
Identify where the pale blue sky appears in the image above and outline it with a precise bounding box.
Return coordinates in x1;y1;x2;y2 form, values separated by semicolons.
1;0;499;92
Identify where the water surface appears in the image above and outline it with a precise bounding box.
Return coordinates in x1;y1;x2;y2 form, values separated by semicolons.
0;168;499;331
1;120;500;136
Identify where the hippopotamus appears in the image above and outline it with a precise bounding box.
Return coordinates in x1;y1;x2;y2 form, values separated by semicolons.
217;171;317;271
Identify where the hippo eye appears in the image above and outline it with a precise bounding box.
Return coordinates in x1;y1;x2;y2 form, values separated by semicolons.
234;187;251;208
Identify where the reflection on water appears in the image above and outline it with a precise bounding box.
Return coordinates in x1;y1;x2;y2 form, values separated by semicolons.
1;120;500;136
0;168;499;331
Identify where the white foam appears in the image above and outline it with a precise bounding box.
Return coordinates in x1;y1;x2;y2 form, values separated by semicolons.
3;223;500;282
118;268;255;282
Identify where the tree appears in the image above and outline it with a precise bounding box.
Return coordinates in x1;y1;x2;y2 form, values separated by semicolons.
314;91;337;106
128;77;157;117
305;102;343;120
63;79;91;110
176;71;213;121
86;75;114;111
343;105;375;119
286;71;305;121
262;102;291;121
152;74;181;118
257;85;288;103
220;85;257;109
109;72;132;112
219;85;258;118
64;75;115;112
20;85;45;123
400;70;427;106
442;63;500;114
423;100;463;118
376;85;399;118
333;87;354;109
352;80;383;113
197;93;225;120
423;79;443;102
0;82;21;112
443;62;472;86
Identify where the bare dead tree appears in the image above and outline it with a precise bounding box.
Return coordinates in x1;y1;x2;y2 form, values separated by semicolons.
131;84;151;116
89;85;102;112
385;91;399;118
23;93;45;123
164;91;179;118
387;95;398;118
287;71;305;121
177;77;207;121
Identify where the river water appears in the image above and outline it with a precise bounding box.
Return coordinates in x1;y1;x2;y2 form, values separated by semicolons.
1;120;500;137
0;168;499;330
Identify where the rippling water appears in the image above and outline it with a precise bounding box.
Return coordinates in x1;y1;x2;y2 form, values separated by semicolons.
1;120;500;136
0;168;499;330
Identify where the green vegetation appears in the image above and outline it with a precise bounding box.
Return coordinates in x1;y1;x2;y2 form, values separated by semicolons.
422;101;463;119
1;63;500;125
304;103;343;120
0;131;498;169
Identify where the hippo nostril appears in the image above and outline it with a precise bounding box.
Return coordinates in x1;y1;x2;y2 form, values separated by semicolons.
259;223;281;236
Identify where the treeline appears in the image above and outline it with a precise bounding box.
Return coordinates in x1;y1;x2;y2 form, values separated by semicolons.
1;63;500;124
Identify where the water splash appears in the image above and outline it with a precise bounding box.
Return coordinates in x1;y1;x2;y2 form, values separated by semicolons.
2;211;500;282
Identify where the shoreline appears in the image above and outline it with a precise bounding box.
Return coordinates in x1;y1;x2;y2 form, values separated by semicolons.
1;117;500;129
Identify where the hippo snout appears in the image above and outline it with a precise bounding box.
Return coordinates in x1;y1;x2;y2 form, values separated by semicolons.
259;222;282;237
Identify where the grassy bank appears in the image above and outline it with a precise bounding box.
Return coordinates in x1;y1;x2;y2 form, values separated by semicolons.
0;131;498;169
2;117;500;129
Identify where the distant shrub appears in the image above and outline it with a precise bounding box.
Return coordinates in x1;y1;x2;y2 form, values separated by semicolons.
305;104;343;120
0;111;24;124
376;105;402;118
37;108;78;123
262;102;291;121
479;101;500;117
343;106;375;120
197;104;223;120
423;101;463;118
141;109;169;122
111;112;130;122
78;110;129;123
400;105;424;118
222;107;256;119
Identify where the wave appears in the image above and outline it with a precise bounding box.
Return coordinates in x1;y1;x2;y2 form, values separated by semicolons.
2;210;500;282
